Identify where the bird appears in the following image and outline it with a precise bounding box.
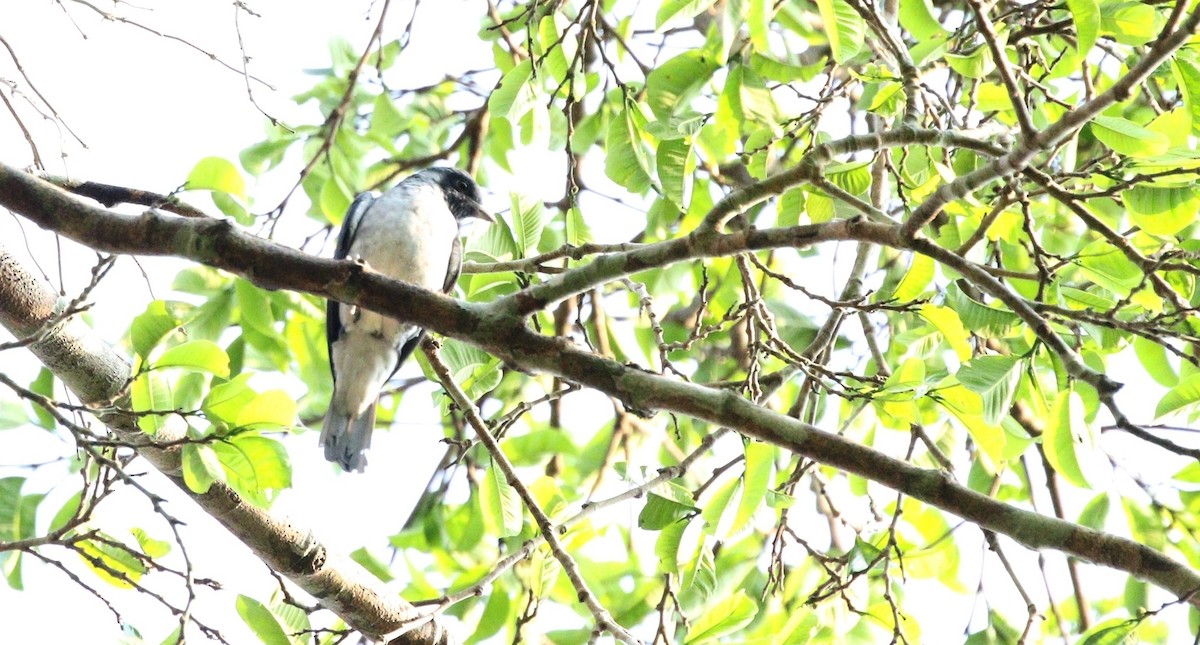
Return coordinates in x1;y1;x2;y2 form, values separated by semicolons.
320;166;492;472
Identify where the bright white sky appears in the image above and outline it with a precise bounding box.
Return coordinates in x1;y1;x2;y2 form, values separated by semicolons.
0;2;507;642
0;1;1192;643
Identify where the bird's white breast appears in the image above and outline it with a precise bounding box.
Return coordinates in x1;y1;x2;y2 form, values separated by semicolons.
341;181;459;341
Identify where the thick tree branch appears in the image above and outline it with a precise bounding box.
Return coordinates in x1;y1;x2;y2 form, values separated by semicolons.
0;243;453;644
1;164;1198;609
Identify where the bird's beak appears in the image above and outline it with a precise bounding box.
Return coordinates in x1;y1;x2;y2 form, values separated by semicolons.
469;200;494;222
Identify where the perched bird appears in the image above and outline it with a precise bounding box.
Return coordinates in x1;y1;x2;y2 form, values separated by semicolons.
321;167;492;472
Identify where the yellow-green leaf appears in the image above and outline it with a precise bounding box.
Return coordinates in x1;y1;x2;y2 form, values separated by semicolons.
1123;184;1199;237
1156;373;1200;419
893;253;935;301
1089;116;1169;158
186;156;246;199
816;0;865;64
1067;0;1100;55
1044;390;1091;488
154;340;230;378
918;304;972;361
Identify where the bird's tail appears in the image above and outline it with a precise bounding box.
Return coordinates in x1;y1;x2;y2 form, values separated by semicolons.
319;402;377;473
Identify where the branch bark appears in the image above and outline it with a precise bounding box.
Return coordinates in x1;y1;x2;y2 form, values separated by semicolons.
0;242;454;644
2;163;1199;611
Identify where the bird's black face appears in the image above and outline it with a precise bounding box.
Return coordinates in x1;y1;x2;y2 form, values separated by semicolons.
424;167;493;222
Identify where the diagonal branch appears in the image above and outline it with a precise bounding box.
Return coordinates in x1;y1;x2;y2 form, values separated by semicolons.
1;164;1197;609
0;243;454;644
899;2;1200;238
423;337;642;644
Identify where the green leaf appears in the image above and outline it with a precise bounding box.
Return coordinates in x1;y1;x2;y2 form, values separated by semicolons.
350;547;395;583
271;601;310;645
917;304;972;361
470;589;512;643
154;340;230;378
510;192;547;257
827;161;872;195
778;188;805;226
685;589;759;643
240;137;294;176
876;357;924;426
130;528;172;559
235;390;297;429
0;401;30;430
639;492;698;530
236;279;275;333
182;443;223;495
488;59;537;121
646;51;720;121
525;545;561;598
1089;116;1170;158
565;206;592;247
1156;374;1200;419
893;253;935;301
946;288;1019;338
131;301;182;359
202;373;256;426
482;458;523;538
319;177;353;225
78;534;147;588
28;368;55;430
130;371;172;435
1172;57;1200;136
734;441;772;530
1101;1;1157;46
682;546;717;601
437;339;503;401
657;138;693;208
236;595;291;645
368;92;408;143
957;356;1022;426
656;0;717;29
738;64;780;124
186;156;246;199
899;0;949;41
747;0;772;51
699;473;742;539
537;15;576;84
1133;335;1177;387
158;627;183;645
1077;493;1110;531
467;208;519;263
0;478;24;539
1147;108;1191;148
1077;239;1142;297
946;46;994;79
655;518;688;575
214;190;252;224
938;384;1007;467
1044;390;1092;488
212;435;292;507
48;491;82;533
605;104;654;194
1076;618;1136;645
1123;184;1199;236
1067;0;1100;55
816;0;865;64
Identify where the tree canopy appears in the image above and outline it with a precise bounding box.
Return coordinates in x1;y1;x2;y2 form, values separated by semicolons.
3;0;1200;643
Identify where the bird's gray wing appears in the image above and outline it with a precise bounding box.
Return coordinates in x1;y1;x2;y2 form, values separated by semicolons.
441;235;464;294
326;192;375;385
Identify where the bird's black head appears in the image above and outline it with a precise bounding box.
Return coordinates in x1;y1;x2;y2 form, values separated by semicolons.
421;167;493;222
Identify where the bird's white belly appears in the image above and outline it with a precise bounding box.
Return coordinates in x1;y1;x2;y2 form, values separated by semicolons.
339;184;459;342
